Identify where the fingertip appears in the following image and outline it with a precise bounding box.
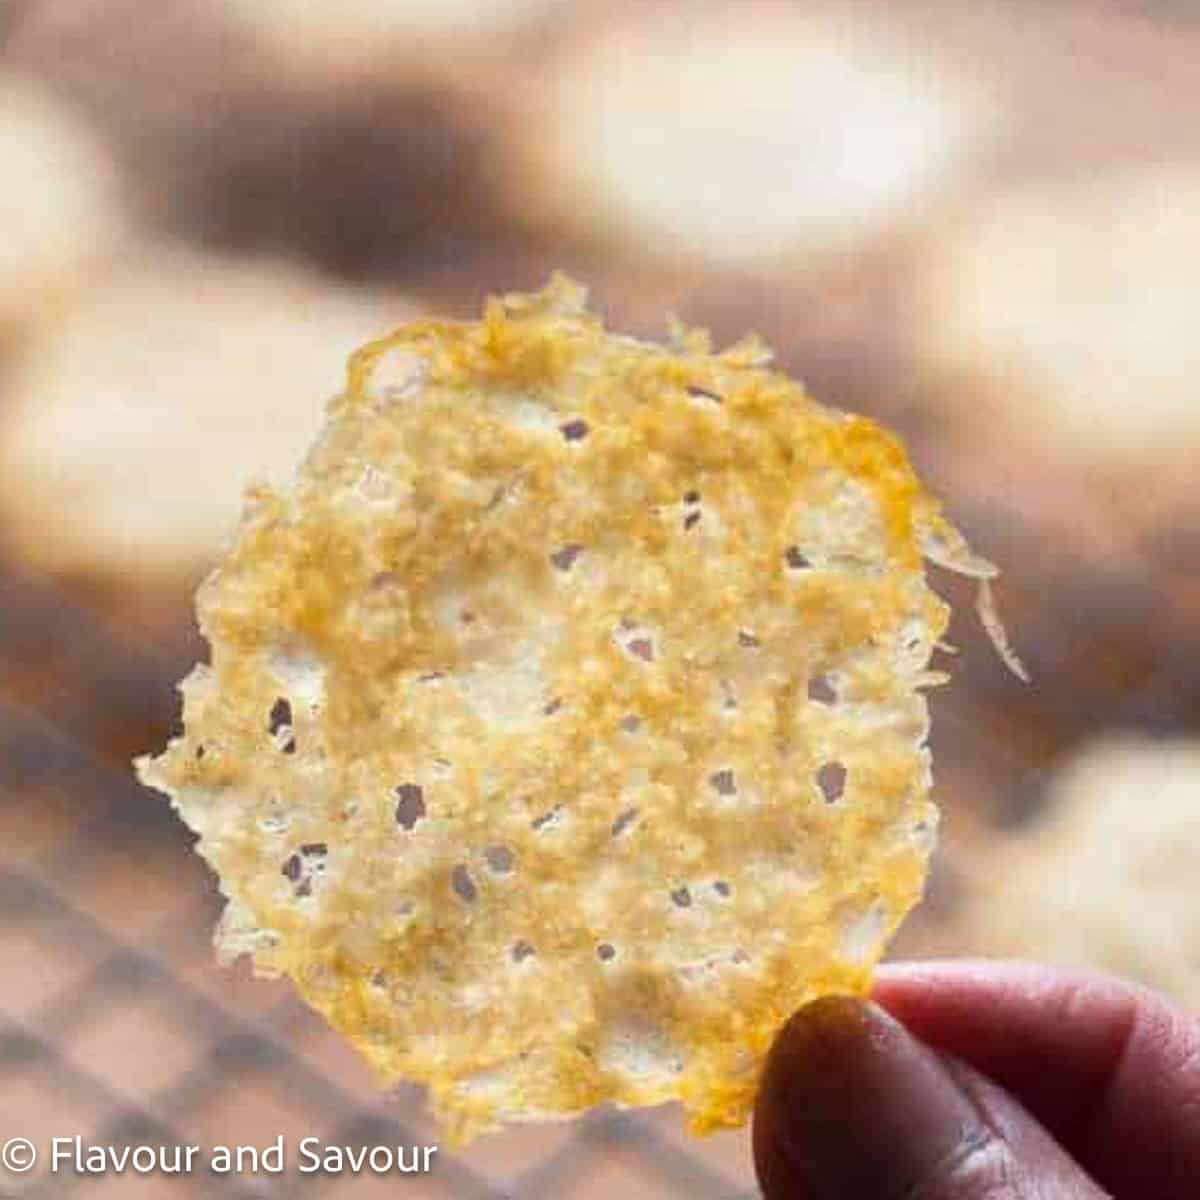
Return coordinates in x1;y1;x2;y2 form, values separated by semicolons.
872;957;1050;992
754;985;1110;1199
867;959;1200;1197
754;994;984;1199
754;995;871;1200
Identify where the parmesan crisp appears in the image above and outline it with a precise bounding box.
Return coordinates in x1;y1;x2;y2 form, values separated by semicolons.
137;276;1009;1142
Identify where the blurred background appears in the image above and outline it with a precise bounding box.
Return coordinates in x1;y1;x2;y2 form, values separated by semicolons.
2;0;1199;1195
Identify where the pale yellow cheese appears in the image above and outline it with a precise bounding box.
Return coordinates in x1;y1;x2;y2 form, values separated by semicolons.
138;277;1002;1141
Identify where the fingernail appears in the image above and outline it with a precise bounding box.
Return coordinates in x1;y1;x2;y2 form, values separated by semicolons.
754;995;986;1199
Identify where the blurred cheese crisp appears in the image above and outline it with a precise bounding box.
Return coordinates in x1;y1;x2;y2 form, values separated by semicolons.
0;72;126;338
523;8;992;267
222;0;567;79
980;737;1200;1010
919;168;1200;457
0;250;411;581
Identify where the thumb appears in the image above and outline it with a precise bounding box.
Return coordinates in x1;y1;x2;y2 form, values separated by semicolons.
753;995;1110;1199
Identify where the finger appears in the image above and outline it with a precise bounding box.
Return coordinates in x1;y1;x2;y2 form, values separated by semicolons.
753;995;1108;1199
873;959;1200;1199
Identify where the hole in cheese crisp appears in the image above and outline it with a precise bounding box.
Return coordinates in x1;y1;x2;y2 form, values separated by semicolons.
549;543;583;571
708;769;737;798
451;864;478;904
135;274;1020;1144
611;808;638;838
394;784;425;830
484;845;514;874
816;762;848;805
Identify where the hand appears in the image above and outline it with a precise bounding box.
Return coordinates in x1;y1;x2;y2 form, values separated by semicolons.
753;960;1200;1198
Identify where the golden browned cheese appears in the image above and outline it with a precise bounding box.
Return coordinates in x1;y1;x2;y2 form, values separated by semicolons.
137;276;1007;1142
